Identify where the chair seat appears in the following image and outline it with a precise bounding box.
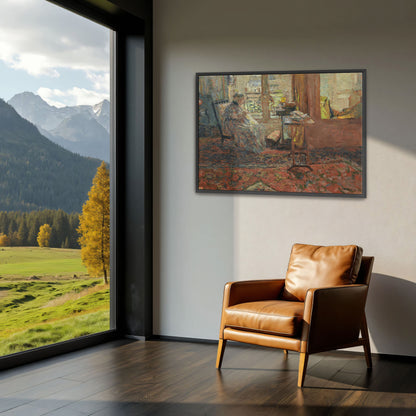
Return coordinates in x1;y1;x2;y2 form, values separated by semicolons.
224;300;304;337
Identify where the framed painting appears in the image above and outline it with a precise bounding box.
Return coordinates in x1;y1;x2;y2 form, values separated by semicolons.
196;70;366;197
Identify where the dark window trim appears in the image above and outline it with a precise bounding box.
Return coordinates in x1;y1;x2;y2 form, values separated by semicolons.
0;331;118;372
0;0;153;371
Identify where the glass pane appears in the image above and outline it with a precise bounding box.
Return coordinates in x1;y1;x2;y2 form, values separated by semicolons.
0;0;111;356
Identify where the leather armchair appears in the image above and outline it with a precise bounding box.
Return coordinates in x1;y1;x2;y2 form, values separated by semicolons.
216;244;374;387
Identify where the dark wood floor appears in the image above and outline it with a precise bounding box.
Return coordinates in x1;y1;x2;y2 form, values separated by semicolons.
0;339;415;415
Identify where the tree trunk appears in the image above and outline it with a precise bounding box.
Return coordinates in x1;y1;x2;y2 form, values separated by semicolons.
101;211;108;284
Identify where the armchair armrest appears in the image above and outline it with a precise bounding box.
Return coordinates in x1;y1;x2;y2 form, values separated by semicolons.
301;284;368;353
223;279;286;308
219;279;285;339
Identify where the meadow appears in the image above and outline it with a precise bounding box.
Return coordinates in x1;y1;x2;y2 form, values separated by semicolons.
0;247;110;356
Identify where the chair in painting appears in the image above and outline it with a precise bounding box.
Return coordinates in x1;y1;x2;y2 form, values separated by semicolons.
216;243;374;387
212;99;234;145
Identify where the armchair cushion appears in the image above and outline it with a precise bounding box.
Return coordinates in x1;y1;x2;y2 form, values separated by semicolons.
224;300;304;337
282;244;363;301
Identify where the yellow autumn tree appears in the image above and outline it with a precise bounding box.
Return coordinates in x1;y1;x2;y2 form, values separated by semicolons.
78;161;110;284
37;224;52;247
0;233;9;247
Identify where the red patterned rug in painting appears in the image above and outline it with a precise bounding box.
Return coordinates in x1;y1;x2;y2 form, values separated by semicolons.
198;137;363;195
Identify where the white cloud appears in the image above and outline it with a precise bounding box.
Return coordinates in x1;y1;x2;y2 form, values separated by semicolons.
38;87;109;108
1;52;61;78
0;0;110;76
86;71;111;92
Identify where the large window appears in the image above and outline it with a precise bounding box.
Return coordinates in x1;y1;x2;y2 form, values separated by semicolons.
0;0;112;356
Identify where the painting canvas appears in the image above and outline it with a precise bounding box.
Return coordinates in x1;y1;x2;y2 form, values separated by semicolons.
196;70;366;196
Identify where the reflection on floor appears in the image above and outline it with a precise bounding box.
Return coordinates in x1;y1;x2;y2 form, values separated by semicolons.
0;339;415;415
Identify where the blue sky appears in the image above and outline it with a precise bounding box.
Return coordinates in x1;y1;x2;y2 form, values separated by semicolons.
0;0;110;107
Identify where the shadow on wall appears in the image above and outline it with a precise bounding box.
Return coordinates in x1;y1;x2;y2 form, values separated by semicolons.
366;273;416;357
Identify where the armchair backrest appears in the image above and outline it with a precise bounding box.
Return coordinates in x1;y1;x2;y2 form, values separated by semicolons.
281;244;364;301
355;256;374;286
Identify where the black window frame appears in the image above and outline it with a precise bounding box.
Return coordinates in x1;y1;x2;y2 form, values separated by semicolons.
0;0;153;370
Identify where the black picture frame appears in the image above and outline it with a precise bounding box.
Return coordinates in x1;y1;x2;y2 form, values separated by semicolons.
196;69;366;197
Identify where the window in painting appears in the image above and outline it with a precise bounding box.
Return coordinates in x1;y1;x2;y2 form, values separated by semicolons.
198;74;296;138
268;74;293;113
320;73;363;119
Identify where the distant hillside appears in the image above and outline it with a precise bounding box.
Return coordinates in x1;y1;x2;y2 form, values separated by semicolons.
51;113;110;162
93;99;110;132
8;92;94;131
8;92;110;161
0;99;102;213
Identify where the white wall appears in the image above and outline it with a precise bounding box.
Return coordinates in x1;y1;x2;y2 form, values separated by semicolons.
153;0;416;356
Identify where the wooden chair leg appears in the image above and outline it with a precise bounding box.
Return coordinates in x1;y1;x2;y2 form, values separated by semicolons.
216;339;227;369
297;352;308;388
361;315;372;369
283;349;288;357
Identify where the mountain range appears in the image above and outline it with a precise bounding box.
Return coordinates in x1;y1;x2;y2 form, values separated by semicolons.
0;99;102;213
8;92;110;162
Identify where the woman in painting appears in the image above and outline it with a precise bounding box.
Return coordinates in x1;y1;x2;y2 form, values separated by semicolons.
223;93;266;153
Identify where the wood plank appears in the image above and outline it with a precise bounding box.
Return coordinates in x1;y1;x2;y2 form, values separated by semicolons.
0;340;415;416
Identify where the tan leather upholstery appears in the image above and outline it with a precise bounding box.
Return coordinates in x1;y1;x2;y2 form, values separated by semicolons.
223;328;302;351
282;244;363;301
219;279;285;338
225;279;285;307
216;244;374;388
224;300;304;337
302;284;368;353
355;256;373;285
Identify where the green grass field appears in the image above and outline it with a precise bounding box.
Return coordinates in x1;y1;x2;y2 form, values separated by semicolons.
0;246;88;278
0;247;110;356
